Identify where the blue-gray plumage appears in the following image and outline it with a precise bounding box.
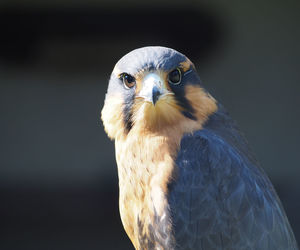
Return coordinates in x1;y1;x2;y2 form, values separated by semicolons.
101;46;298;250
169;104;298;249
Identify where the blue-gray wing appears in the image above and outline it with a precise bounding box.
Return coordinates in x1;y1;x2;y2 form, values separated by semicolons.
168;129;298;250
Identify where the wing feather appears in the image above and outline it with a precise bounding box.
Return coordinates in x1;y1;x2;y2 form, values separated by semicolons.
168;128;298;250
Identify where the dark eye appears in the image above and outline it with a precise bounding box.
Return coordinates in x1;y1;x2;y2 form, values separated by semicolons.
120;73;136;89
168;68;182;85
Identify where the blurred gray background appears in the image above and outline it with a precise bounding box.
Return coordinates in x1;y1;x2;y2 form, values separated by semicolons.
0;0;299;249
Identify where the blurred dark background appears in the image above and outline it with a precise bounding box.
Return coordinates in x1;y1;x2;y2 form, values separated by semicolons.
0;1;299;249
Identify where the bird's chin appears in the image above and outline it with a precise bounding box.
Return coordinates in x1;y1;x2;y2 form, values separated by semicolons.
132;96;183;133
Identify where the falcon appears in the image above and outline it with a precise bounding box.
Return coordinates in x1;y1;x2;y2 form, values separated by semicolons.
101;46;298;249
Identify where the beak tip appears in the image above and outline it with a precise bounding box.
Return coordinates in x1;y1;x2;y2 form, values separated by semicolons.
152;86;161;105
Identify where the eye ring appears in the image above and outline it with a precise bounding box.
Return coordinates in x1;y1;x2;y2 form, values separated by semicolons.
120;73;136;89
168;68;182;85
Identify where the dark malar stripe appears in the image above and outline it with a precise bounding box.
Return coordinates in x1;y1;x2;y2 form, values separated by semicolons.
123;94;134;133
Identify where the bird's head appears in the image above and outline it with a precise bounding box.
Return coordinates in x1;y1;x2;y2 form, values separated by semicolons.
102;46;217;139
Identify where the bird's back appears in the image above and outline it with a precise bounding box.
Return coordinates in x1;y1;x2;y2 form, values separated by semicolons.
168;106;298;250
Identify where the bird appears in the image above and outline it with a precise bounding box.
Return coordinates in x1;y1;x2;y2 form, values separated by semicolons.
101;46;298;250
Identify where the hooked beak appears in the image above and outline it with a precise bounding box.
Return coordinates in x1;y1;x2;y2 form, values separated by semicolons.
138;73;166;105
